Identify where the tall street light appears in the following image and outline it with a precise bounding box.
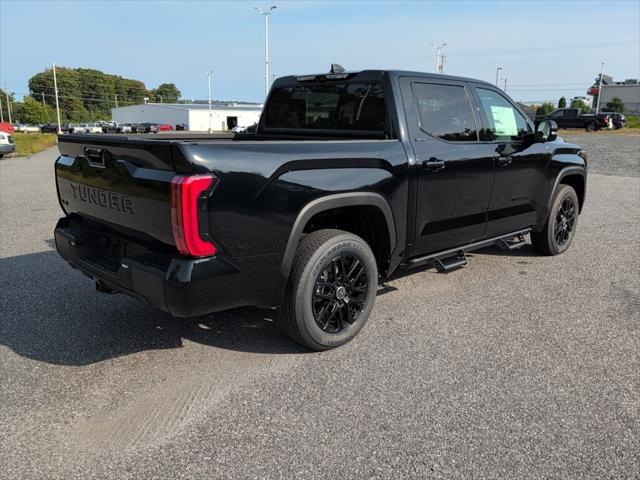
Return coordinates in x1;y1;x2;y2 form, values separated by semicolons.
595;62;605;114
495;67;502;86
52;62;62;134
431;42;447;74
206;70;214;133
255;5;277;97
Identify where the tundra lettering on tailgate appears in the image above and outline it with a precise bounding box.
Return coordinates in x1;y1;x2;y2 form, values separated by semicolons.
69;182;134;214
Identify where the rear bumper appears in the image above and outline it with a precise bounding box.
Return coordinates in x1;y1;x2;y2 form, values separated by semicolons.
54;217;285;317
0;143;16;154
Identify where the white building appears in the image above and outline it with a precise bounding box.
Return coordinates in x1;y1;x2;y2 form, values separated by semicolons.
111;102;263;131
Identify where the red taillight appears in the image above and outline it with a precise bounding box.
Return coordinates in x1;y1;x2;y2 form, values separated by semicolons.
171;174;217;257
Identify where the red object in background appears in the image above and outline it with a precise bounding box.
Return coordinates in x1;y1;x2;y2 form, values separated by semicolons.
0;122;15;134
158;124;174;131
588;86;599;96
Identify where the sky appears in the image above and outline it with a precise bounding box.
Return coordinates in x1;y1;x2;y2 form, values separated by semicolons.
1;0;639;104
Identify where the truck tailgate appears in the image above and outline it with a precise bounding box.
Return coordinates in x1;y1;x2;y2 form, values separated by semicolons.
55;136;188;247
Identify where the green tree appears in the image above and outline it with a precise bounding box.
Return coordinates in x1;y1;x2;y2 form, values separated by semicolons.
27;66;170;121
21;97;54;124
536;102;555;116
558;96;567;108
151;83;181;103
605;96;625;113
570;99;591;113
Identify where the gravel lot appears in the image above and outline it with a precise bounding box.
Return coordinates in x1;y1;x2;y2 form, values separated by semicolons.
1;134;638;479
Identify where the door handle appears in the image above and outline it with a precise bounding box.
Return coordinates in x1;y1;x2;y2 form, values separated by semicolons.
497;156;512;167
422;158;446;172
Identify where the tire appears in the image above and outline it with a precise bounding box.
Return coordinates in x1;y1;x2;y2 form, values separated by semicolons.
278;229;378;350
531;185;579;255
585;122;597;132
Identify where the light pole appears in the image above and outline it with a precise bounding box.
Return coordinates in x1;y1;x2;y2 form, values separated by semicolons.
431;42;447;74
255;5;277;97
495;67;502;86
503;77;508;93
595;62;605;114
206;70;214;133
52;62;62;133
4;85;12;124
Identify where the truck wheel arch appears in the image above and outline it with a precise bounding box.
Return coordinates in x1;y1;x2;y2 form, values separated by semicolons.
546;166;587;217
280;192;397;277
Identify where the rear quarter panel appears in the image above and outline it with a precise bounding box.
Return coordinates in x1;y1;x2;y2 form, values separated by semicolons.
178;139;410;260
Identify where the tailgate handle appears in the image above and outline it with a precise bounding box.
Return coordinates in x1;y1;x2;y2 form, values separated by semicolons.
84;147;106;167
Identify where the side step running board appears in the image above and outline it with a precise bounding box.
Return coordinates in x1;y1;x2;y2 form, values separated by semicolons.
403;228;531;272
432;251;467;273
498;233;526;250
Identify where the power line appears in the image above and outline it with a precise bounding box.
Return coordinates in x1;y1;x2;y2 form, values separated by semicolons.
406;40;637;62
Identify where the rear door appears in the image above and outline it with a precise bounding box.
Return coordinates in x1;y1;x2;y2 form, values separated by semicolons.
565;108;581;128
400;77;494;255
469;84;551;237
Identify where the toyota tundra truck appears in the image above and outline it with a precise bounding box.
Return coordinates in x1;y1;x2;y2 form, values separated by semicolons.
54;67;587;350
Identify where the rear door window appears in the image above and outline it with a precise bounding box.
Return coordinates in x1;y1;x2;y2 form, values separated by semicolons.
411;83;478;142
475;88;531;142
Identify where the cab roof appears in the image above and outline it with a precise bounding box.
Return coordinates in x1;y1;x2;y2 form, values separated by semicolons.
272;69;496;88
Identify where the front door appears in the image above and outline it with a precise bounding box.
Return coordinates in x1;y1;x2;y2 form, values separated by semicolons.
470;85;551;237
400;77;495;256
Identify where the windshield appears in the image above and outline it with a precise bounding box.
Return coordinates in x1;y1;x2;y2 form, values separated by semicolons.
264;83;386;133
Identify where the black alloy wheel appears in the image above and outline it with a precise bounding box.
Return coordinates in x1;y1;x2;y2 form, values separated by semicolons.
553;196;576;246
312;254;369;333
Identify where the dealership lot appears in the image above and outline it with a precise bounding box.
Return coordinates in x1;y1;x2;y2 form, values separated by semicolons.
0;134;638;479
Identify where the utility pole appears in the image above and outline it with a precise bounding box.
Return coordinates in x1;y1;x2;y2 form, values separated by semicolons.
4;85;12;124
595;62;605;114
159;95;163;104
503;78;508;93
431;42;447;74
255;5;277;97
42;92;46;106
206;70;214;133
52;62;62;133
114;94;118;108
495;67;502;86
0;95;3;122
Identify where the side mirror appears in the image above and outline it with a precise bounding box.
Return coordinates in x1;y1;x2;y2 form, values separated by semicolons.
535;119;558;142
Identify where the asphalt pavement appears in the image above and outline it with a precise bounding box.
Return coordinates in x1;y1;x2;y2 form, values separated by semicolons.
0;133;638;479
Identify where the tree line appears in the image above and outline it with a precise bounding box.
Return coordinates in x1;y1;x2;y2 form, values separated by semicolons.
2;67;181;124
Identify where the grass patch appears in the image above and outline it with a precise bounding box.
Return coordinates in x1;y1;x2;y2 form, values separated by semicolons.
12;133;58;156
626;115;640;129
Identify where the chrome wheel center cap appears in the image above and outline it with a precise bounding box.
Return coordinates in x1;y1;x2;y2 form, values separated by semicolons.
335;286;347;300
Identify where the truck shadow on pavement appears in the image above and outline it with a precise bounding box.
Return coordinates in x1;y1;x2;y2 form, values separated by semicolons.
0;249;307;367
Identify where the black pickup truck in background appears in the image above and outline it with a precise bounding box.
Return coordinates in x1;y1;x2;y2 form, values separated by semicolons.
53;67;587;350
536;107;612;131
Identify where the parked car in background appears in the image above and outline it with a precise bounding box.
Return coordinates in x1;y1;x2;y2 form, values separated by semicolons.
0;131;16;158
116;123;133;134
535;108;612;131
101;122;118;133
68;124;83;134
82;123;103;134
175;123;188;131
15;124;40;133
0;122;16;134
158;124;174;132
137;122;159;133
40;123;60;133
231;125;249;133
604;112;627;129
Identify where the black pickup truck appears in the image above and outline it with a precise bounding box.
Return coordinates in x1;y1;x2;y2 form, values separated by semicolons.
536;108;612;131
54;68;587;350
